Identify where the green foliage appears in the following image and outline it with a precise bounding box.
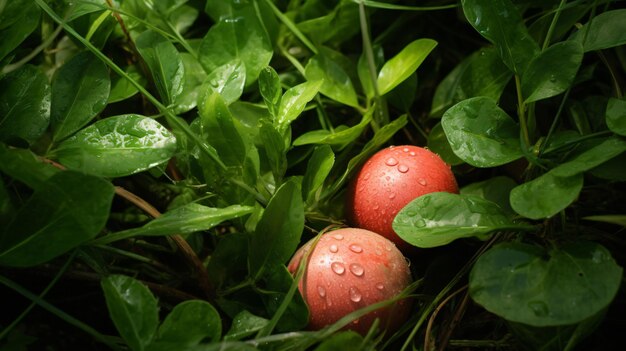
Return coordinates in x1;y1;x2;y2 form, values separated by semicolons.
1;0;624;349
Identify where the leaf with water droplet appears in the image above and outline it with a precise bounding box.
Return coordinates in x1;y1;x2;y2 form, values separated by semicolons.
521;41;583;103
393;192;533;248
469;241;623;326
55;114;177;177
442;97;522;168
510;172;583;219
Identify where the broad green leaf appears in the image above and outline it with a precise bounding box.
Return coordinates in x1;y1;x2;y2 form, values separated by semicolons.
0;171;114;267
94;204;254;244
297;1;359;45
101;275;159;351
293;112;372;149
108;65;146;103
305;48;359;107
224;310;269;341
461;176;518;214
522;41;583;103
570;9;626;52
174;53;208;113
199;92;247;167
198;3;273;86
277;80;323;131
470;241;623;326
259;66;282;118
261;265;309;331
0;1;39;62
0;177;13;225
135;30;184;106
441;97;523;167
0;144;60;189
430;47;512;117
393;192;532;248
314;331;363;351
377;39;437;95
386;72;417;112
302;145;335;203
606;98;626;136
249;179;304;279
155;300;221;345
51;51;110;142
426;122;463;166
510;172;583;219
583;215;626;227
56;115;177;177
259;122;287;183
357;46;384;100
207;232;249;290
551;137;626;177
462;0;539;74
0;65;50;145
589;152;626;181
201;60;245;107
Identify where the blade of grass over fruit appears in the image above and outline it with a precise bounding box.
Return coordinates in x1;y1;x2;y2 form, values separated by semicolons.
0;275;123;351
352;0;458;11
34;0;226;171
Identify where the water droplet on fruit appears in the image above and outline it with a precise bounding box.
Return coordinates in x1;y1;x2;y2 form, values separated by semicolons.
333;234;344;240
349;244;363;253
317;286;326;298
329;244;338;253
398;164;409;173
349;263;364;276
418;178;427;186
331;262;345;275
375;248;383;256
402;147;410;152
409;151;416;156
364;172;370;180
349;287;362;302
375;283;384;291
385;157;399;166
389;193;396;199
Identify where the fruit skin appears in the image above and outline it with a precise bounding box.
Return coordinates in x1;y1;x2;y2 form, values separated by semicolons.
287;228;412;335
346;145;458;251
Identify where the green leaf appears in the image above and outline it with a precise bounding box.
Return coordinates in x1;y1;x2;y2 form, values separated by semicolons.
426;122;464;166
198;3;273;86
293;111;372;149
0;144;60;189
0;171;114;267
469;241;623;326
462;0;539;74
95;204;254;244
0;65;50;145
589;152;626;181
393;192;532;248
207;232;249;290
510;172;583;219
0;1;39;62
302;145;335;203
108;64;146;103
259;66;282;118
249;179;304;279
56;114;177;177
583;215;626;227
259;122;287;183
224;310;269;341
314;331;364;351
430;47;513;117
135;30;184;106
386;72;417;112
202;60;246;106
377;39;437;95
101;275;159;351
51;51;110;142
551;137;626;177
357;46;384;100
441;97;523;167
199;92;247;168
461;176;517;215
277;80;323;131
522;41;583;103
297;1;359;45
260;265;309;332
570;9;626;52
154;300;221;345
174;53;208;113
304;48;359;107
606;98;626;136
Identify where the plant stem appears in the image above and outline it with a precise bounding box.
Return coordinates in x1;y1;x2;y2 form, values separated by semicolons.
0;274;123;351
515;75;531;149
542;0;568;50
263;0;318;55
1;24;64;75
